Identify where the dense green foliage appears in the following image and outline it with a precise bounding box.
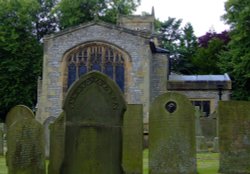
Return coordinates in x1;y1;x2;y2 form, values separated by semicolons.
0;0;43;121
192;31;230;74
56;0;141;29
158;18;198;74
219;0;250;100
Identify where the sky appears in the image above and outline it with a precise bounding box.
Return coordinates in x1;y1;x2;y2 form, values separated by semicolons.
135;0;229;36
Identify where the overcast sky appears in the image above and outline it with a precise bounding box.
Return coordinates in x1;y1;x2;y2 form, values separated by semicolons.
135;0;229;36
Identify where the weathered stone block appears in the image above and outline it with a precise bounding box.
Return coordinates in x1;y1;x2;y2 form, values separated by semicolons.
48;112;65;174
123;104;143;174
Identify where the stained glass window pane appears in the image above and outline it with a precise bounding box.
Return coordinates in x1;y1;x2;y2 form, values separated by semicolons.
92;63;101;72
79;64;87;76
104;63;113;79
115;65;124;92
68;63;76;88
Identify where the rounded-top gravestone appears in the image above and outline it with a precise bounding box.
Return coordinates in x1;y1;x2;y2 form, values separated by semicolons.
6;105;34;128
61;71;126;174
149;92;196;174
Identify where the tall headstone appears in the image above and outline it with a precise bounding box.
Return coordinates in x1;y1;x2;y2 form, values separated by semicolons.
123;104;143;174
218;101;250;174
0;123;4;155
43;116;56;158
48;112;65;174
149;92;196;174
61;71;126;174
6;105;45;174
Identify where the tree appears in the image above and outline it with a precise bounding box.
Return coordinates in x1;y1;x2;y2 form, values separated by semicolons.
35;0;59;41
159;18;197;74
220;0;250;100
191;30;230;74
55;0;141;29
0;0;43;121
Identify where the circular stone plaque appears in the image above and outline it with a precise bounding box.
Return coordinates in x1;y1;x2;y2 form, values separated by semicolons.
165;101;177;113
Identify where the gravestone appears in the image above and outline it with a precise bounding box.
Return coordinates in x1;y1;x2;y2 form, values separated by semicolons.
195;106;208;152
61;71;126;174
5;105;34;128
218;101;250;174
149;92;196;174
0;123;4;155
48;112;65;174
123;104;143;174
6;105;45;174
43;116;56;158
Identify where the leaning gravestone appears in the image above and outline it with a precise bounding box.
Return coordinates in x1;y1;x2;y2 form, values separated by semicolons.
149;92;196;174
218;101;250;174
48;112;65;174
61;71;126;174
123;104;143;174
6;105;45;174
43;116;56;158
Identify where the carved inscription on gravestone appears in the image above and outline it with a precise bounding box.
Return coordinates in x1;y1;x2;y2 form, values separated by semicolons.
6;106;45;174
61;71;126;174
219;101;250;174
149;92;196;174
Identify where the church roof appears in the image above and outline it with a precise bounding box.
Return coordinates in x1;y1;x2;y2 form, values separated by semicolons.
168;73;232;90
44;20;152;40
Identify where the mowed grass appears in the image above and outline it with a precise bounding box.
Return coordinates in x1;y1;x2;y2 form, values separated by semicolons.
1;152;220;174
143;150;220;174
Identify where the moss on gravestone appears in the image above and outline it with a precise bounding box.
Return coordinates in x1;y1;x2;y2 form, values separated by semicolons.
6;106;45;174
122;104;143;174
149;92;196;174
218;101;250;174
61;71;126;174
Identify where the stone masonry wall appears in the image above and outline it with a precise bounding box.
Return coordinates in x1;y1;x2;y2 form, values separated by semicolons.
36;22;153;123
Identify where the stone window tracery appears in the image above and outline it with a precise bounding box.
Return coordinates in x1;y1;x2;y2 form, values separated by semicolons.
67;44;125;91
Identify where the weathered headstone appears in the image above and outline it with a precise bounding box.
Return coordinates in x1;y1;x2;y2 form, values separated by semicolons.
61;71;126;174
5;105;34;128
48;112;65;174
6;105;45;174
195;106;208;152
0;123;4;155
218;101;250;174
149;92;196;174
43;116;56;158
123;104;143;174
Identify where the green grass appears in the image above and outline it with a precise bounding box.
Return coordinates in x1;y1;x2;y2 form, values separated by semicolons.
1;152;220;174
0;156;7;174
143;150;220;174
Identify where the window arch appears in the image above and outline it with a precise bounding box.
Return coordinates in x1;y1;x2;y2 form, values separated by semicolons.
66;43;126;92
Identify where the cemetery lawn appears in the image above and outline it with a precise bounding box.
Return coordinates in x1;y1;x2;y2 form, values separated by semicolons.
1;152;220;174
143;150;221;174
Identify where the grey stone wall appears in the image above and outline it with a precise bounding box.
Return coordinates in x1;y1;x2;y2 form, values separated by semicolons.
37;22;153;123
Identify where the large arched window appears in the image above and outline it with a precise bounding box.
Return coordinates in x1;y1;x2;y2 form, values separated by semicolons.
66;43;125;92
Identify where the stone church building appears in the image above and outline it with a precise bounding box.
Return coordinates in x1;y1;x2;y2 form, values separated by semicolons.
36;12;231;127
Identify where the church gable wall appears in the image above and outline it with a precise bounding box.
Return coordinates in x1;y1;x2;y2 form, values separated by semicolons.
37;24;152;123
